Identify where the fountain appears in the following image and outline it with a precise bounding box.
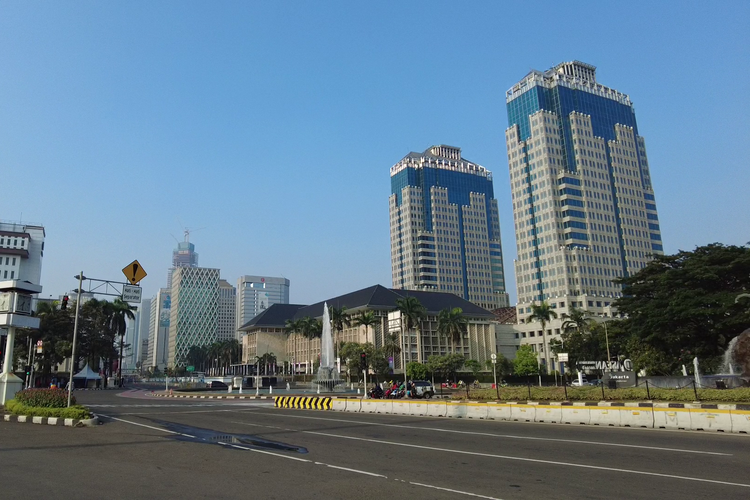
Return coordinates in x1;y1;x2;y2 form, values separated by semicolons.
312;302;343;392
701;328;750;389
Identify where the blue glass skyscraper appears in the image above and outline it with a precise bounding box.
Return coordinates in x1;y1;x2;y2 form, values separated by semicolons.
389;145;509;310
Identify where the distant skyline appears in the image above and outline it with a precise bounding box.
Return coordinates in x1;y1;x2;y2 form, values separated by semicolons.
1;2;748;306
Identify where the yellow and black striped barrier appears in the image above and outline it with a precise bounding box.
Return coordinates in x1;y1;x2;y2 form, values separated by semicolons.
275;396;332;410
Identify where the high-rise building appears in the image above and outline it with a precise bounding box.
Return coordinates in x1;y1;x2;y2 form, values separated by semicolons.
168;267;219;366
217;279;236;342
235;276;290;337
505;61;663;369
166;231;199;288
0;222;45;284
147;289;171;370
389;145;509;310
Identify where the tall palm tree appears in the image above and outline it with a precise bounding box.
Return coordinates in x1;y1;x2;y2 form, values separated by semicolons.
382;333;402;359
353;310;377;342
329;305;350;360
437;307;468;354
529;301;558;374
561;307;590;335
395;296;426;376
107;298;136;386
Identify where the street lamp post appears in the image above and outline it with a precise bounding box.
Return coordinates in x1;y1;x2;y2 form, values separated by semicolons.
67;273;84;408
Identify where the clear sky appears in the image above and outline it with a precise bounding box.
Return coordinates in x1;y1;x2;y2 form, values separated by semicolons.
1;1;748;306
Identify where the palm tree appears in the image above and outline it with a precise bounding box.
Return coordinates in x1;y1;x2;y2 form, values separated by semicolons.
353;310;377;342
395;296;426;377
437;307;468;354
107;298;135;387
382;333;401;359
529;301;558;374
561;307;591;335
329;305;350;360
299;316;322;340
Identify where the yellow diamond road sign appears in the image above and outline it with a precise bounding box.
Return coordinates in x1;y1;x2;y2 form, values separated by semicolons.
123;260;147;285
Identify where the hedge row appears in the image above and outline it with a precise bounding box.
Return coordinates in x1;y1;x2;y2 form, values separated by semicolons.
453;386;750;403
4;400;91;420
14;388;73;408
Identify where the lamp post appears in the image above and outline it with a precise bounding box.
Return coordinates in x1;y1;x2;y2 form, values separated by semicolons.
67;273;84;408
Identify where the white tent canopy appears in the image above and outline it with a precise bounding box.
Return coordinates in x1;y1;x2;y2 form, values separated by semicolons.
73;363;101;380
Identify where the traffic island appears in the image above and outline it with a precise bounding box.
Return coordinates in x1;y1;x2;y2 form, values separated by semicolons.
2;413;99;427
150;391;272;400
1;388;97;428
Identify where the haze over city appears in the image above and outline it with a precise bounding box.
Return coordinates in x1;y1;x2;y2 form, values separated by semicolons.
1;1;747;305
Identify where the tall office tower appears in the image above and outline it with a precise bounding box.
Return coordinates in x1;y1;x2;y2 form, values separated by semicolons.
235;276;290;336
168;267;219;366
0;222;45;284
147;288;171;370
217;279;236;341
133;298;151;367
166;231;199;288
505;61;663;368
389;145;509;310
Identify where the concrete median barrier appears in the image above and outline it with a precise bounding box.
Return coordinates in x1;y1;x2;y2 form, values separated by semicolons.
485;402;511;421
730;406;750;433
619;403;654;428
446;401;468;418
425;400;447;417
392;400;410;415
561;403;590;425
331;397;348;412
509;403;536;422
535;403;562;423
360;399;379;413
376;400;394;414
590;403;622;427
653;403;691;430
688;404;733;432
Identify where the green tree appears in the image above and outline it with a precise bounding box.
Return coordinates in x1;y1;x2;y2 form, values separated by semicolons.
464;359;482;379
437;307;468;354
381;332;402;359
395;296;426;372
485;354;513;377
528;302;558;374
561;307;591;335
329;305;350;358
353;310;377;340
615;243;750;374
406;361;429;380
513;345;539;376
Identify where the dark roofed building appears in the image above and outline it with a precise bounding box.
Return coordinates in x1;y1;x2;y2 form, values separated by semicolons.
238;284;503;374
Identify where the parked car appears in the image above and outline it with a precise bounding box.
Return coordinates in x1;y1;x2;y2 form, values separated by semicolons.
570;378;592;387
410;380;435;399
210;381;228;389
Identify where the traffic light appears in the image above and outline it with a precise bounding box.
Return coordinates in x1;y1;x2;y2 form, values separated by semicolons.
360;352;367;370
24;365;31;375
61;295;69;310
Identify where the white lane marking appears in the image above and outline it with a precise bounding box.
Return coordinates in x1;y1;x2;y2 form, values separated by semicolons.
101;414;502;499
315;462;387;478
98;415;196;438
250;411;731;456
301;430;750;489
409;481;503;499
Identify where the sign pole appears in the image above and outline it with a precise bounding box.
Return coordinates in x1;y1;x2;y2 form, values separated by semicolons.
67;272;84;408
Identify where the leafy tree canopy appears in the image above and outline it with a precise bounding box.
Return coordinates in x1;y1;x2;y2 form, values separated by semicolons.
513;345;539;376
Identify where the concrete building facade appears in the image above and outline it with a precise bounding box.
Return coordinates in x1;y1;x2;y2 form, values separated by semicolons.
235;276;290;339
0;222;44;285
217;279;236;342
505;61;663;370
147;289;171;371
389;146;509;311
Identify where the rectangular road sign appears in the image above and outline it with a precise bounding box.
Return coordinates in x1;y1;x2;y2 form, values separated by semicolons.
122;285;142;303
558;353;569;362
122;260;147;285
186;366;195;372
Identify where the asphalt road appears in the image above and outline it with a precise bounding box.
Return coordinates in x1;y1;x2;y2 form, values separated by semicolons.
2;388;749;500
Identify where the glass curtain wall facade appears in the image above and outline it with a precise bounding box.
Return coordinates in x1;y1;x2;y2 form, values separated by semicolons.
389;145;509;310
505;61;663;367
235;276;290;338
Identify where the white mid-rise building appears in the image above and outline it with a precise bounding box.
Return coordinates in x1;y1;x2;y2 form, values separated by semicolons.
0;222;44;284
505;61;663;371
236;276;290;337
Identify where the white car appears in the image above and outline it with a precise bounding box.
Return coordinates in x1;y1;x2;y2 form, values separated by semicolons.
570;378;592;387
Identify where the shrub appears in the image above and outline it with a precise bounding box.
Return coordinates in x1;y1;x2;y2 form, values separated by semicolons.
4;399;91;420
14;388;73;408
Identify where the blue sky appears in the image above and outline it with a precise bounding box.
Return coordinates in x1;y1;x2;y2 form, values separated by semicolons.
1;1;748;306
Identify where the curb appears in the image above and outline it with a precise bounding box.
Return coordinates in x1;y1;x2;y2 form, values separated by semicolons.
150;393;273;400
3;414;99;427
